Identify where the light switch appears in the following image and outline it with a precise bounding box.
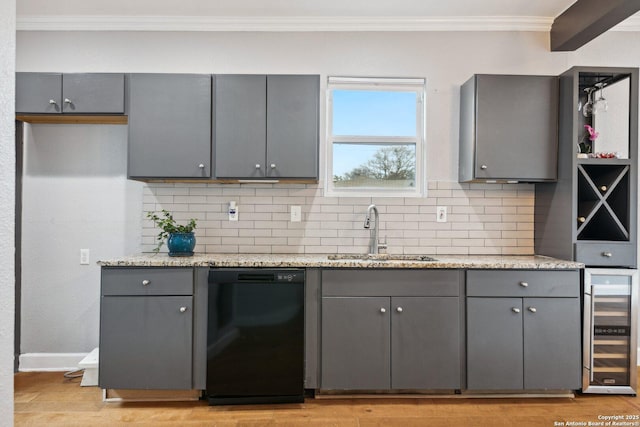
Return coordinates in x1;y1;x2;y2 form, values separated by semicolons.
436;206;447;223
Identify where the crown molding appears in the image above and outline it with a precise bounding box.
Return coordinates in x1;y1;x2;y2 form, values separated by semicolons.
16;15;556;32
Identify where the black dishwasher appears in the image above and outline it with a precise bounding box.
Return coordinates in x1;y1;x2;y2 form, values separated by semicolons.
206;268;305;405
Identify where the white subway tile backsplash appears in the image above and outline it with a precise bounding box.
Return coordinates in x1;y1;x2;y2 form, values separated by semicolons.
141;182;537;255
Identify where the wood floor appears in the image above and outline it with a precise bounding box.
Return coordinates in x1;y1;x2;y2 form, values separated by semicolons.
14;371;640;426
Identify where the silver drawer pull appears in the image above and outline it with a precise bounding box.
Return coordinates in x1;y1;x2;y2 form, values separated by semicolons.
480;164;488;170
602;252;613;258
512;307;521;313
380;308;386;313
255;164;261;169
64;98;72;104
142;279;150;286
528;307;537;313
198;163;205;169
49;99;57;105
519;281;529;287
179;306;187;313
396;307;403;313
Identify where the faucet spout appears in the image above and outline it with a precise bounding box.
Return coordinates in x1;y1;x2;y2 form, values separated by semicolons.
365;204;380;254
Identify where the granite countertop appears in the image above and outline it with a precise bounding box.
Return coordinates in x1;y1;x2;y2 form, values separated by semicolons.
97;253;584;269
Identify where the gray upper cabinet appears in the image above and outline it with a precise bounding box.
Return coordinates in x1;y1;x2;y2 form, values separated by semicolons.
128;74;212;179
215;74;319;179
459;74;558;182
214;75;267;179
16;72;125;114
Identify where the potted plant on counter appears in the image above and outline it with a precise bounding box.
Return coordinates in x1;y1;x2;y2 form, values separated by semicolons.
147;210;197;256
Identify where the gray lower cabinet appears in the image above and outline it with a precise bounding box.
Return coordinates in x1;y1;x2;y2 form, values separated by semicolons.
215;74;319;179
99;267;194;390
127;73;212;179
321;269;462;390
459;74;558;182
16;72;125;114
466;270;581;391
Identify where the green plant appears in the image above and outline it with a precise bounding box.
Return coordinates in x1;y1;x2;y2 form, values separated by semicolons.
147;210;197;253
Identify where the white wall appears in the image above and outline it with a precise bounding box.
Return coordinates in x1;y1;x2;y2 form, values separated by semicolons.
15;29;640;359
0;0;16;423
20;124;142;356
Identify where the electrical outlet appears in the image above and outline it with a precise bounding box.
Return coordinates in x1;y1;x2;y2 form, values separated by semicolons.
80;249;90;265
436;206;447;223
291;206;302;222
228;201;238;221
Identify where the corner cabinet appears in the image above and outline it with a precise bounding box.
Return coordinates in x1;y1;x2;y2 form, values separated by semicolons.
320;269;463;390
535;67;638;267
99;267;196;390
16;72;125;114
465;270;581;391
127;74;212;179
214;74;319;179
459;74;558;183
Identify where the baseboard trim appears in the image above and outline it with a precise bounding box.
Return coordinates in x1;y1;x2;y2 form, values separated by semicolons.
19;352;89;372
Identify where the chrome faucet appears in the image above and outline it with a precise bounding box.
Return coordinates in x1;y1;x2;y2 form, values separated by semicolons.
363;204;387;254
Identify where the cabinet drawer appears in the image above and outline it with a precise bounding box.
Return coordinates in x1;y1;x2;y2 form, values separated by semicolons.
102;268;193;296
466;270;579;297
575;242;636;268
322;269;461;297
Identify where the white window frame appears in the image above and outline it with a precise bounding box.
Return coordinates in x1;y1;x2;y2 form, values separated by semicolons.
325;76;426;197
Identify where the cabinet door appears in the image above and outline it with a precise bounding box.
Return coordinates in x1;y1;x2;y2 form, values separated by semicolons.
466;297;524;390
15;72;62;113
99;296;193;389
128;74;212;178
391;297;460;389
321;297;390;390
266;75;319;178
460;74;558;182
62;73;125;114
523;298;581;390
215;75;267;178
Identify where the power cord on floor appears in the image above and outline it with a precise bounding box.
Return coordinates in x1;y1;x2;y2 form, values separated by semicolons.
63;368;84;380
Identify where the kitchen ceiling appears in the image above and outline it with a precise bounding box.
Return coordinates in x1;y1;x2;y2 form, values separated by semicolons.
17;0;577;17
16;0;640;33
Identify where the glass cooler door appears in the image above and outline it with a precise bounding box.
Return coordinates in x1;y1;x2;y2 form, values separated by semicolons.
583;269;638;394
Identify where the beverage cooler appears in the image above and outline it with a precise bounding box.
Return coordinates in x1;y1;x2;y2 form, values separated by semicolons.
583;268;638;394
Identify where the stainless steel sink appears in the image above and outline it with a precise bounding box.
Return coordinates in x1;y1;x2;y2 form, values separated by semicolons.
327;254;437;262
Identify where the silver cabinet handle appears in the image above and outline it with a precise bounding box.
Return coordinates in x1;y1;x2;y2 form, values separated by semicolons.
512;307;520;313
270;163;276;169
528;307;537;313
64;98;72;104
179;306;187;313
198;163;205;169
49;99;57;105
602;252;613;258
519;281;529;287
396;307;403;313
480;165;488;170
142;279;150;286
255;164;261;169
380;308;386;313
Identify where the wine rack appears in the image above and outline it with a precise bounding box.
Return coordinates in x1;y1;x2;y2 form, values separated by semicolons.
577;162;631;242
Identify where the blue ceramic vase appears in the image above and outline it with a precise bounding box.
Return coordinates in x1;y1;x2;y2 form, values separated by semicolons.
167;232;196;257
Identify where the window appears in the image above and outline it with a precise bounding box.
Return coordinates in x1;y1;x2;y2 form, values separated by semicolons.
326;77;425;196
